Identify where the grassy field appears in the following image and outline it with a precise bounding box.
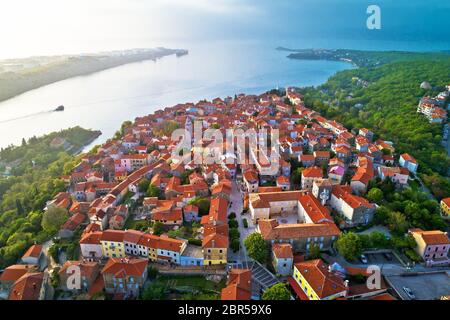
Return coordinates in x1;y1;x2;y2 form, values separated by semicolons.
155;275;226;292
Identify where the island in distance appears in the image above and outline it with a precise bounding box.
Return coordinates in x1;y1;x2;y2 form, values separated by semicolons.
0;47;188;103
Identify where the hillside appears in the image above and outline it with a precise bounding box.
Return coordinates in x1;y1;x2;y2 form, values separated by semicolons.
0;127;100;268
280;47;450;68
290;53;450;199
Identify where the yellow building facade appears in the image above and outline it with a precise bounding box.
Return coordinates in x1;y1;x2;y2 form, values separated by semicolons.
101;240;125;258
441;198;450;219
203;247;227;265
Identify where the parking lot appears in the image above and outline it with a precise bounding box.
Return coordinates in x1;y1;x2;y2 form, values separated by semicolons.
385;272;450;300
363;251;402;265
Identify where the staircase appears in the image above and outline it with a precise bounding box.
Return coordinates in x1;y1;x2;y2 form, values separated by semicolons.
227;260;280;290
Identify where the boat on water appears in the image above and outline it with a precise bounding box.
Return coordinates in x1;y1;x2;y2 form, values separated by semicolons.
54;105;64;112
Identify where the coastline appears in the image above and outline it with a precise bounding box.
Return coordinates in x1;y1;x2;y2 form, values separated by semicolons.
279;47;450;68
74;130;102;155
0;48;188;103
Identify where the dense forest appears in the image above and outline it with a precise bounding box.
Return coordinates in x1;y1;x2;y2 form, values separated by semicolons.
0;127;99;268
297;57;450;200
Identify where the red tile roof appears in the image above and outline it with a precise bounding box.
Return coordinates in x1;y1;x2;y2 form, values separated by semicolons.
272;243;293;259
302;166;323;178
294;259;347;299
22;244;43;259
8;272;45;300
100;230;125;243
0;265;37;282
102;258;148;277
80;231;102;245
221;269;252;300
258;219;340;241
410;229;450;245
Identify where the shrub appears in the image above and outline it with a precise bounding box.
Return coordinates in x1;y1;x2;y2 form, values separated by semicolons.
405;249;422;263
147;266;159;279
188;238;202;246
228;219;238;229
230;239;240;253
229;228;240;240
261;283;291;300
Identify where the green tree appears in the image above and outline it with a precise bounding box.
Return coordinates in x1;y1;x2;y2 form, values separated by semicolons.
50;267;61;288
152;222;165;236
387;211;409;235
141;283;166;300
308;242;322;259
153;120;180;137
147;183;161;198
138;178;150;193
229;228;240;240
367;187;383;203
230;239;240;253
373;206;390;225
291;167;303;186
147;266;159;279
369;232;390;248
188;197;210;216
335;232;362;261
244;233;268;263
262;283;291;300
41;206;68;234
228;219;238;229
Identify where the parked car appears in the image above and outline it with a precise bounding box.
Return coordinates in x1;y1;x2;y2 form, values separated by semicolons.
403;287;416;300
383;252;393;261
360;254;368;264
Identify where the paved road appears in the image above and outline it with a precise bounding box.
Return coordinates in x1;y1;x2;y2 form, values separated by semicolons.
323;252;450;277
228;180;257;264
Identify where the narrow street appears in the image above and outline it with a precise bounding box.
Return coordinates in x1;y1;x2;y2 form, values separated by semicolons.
228;180;256;264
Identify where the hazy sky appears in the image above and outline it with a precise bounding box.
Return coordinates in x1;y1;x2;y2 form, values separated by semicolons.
1;0;449;58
